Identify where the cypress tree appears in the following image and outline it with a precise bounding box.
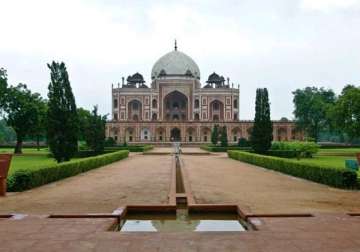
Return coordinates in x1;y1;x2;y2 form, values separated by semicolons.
250;88;273;153
220;126;228;147
47;62;78;162
84;106;107;153
211;124;219;145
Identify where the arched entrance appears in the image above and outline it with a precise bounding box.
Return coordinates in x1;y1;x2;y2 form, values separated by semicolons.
170;128;181;141
163;91;188;121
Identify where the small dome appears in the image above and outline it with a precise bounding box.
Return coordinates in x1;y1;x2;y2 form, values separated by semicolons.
151;49;200;79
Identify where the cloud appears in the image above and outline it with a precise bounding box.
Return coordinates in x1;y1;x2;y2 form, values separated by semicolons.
300;0;360;12
0;0;359;119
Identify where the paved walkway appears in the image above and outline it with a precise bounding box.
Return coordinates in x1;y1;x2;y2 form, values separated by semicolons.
0;154;171;214
182;153;360;213
0;213;359;251
1;148;360;251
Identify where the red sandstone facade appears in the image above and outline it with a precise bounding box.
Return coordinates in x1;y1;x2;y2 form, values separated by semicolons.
105;44;302;144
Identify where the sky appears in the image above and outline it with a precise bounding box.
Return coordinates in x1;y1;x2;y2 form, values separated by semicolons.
1;0;360;120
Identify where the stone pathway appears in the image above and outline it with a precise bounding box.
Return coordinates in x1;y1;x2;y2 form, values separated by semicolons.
0;153;171;214
182;153;360;213
1;148;360;251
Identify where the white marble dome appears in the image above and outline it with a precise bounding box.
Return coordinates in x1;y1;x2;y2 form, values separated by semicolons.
151;49;200;79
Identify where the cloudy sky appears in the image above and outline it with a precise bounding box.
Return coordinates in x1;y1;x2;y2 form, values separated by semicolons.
1;0;359;119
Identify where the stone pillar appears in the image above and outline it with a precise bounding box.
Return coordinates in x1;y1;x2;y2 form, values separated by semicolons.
287;126;292;141
273;125;278;141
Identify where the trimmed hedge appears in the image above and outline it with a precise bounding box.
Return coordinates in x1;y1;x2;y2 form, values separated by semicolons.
266;150;298;158
105;145;153;152
228;150;358;189
271;141;319;158
201;145;252;152
7;150;129;192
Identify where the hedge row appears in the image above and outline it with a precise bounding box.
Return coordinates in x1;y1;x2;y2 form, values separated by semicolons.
7;150;129;192
228;150;358;189
200;145;252;152
266;150;298;158
105;145;153;152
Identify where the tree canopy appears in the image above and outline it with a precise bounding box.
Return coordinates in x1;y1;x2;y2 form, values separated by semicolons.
1;83;46;153
250;88;273;153
83;106;107;153
292;87;336;142
330;85;360;140
47;61;79;162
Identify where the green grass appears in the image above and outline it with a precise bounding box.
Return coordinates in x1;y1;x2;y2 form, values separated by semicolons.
318;148;360;156
0;148;80;175
287;155;351;168
283;147;360;178
0;147;50;155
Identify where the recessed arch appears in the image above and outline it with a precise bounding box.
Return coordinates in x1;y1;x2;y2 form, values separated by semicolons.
170;127;181;141
128;99;142;121
163;91;188;121
209;100;224;121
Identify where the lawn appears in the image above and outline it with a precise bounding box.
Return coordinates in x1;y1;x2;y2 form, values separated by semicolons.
318;148;360;157
286;149;360;178
0;148;79;175
287;155;354;169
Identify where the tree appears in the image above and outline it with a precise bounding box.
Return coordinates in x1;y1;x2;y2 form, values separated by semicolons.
29;98;47;150
47;61;79;162
293;87;336;142
0;120;16;143
77;107;91;141
84;106;107;153
330;85;360;141
211;124;219;145
250;88;273;153
2;84;44;153
0;68;8;112
220;126;228;147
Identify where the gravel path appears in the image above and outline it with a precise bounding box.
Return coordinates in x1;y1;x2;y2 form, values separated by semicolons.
182;153;360;214
0;153;172;214
1;148;359;215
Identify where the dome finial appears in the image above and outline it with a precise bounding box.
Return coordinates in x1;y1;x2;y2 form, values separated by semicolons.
174;39;177;51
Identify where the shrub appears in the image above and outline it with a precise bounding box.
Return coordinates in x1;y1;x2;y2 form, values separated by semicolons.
228;150;358;189
220;126;228;147
266;150;298;158
271;141;319;157
105;145;153;152
201;145;251;152
104;137;116;147
237;138;250;147
7;150;129;192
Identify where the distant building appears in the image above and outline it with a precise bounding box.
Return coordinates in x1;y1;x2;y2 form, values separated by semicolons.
106;42;302;144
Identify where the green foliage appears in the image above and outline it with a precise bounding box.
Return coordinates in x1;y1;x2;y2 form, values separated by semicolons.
330;85;360;140
0;120;16;143
0;68;8;110
1;82;46;154
266;150;298;158
105;145;153;152
83;106;107;153
293;87;336;141
220;126;228;147
104;137;116;147
237;137;250;147
201;145;251;152
211;124;219;145
228;150;358;189
7;150;129;191
77;107;91;141
250;88;273;153
271;141;319;158
47;62;79;162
